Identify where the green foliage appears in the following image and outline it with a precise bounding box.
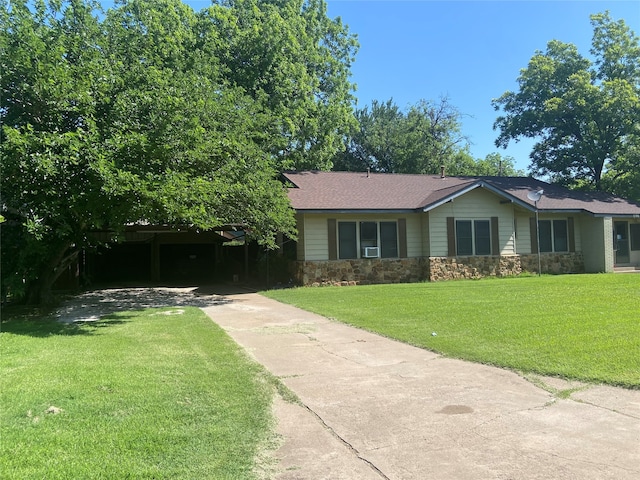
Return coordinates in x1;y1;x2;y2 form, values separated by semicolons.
493;11;640;198
265;274;640;388
1;0;356;303
333;97;469;174
198;0;358;170
446;151;526;177
332;98;525;177
0;307;276;478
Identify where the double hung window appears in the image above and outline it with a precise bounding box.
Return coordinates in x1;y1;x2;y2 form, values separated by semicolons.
538;220;568;253
338;221;398;259
456;220;491;256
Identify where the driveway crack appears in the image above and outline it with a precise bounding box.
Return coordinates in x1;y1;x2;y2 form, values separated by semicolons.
299;401;391;480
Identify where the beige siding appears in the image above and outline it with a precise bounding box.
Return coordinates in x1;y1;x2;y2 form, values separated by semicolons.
571;215;583;252
298;213;424;260
405;214;423;257
301;215;330;261
428;188;516;256
581;216;611;272
514;213;532;254
421;212;430;257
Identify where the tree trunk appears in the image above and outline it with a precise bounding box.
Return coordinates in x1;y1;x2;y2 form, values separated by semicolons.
25;243;73;305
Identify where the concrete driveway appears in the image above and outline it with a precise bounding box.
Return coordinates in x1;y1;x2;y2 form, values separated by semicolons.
202;291;640;480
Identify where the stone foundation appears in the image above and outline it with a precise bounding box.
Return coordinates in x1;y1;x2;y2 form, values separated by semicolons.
293;253;585;286
429;253;584;282
292;258;428;286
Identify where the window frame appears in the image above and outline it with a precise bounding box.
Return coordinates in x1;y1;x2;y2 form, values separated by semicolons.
455;219;491;256
338;222;357;259
337;220;399;259
538;219;569;253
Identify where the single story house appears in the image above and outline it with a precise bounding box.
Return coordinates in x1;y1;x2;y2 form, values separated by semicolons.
283;170;640;285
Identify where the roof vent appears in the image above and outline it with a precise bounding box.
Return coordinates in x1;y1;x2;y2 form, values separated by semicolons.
440;165;446;178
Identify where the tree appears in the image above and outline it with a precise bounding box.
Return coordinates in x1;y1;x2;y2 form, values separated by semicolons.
446;152;526;177
333;97;469;174
197;0;358;170
493;12;640;197
1;0;355;304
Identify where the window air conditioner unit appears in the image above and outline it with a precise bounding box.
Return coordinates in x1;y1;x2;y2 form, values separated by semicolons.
363;246;380;258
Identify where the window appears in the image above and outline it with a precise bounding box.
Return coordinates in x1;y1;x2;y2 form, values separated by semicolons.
456;220;490;256
380;222;398;258
538;219;568;253
553;220;568;252
337;221;398;259
475;220;491;255
360;222;377;252
631;224;640;251
338;222;357;259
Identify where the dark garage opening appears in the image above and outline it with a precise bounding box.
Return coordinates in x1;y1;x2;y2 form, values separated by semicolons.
159;244;216;282
90;243;152;283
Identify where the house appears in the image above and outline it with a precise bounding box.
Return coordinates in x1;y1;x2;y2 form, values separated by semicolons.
283;170;640;285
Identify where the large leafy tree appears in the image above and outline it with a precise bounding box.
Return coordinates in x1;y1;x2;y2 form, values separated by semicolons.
333;97;469;174
198;0;358;170
493;12;640;198
1;0;356;304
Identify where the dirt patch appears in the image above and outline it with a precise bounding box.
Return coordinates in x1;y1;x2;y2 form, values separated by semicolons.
55;286;232;323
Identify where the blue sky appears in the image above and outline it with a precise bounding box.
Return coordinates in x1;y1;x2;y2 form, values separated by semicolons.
324;0;640;171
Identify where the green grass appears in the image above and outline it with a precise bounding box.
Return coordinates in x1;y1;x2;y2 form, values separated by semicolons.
264;274;640;389
1;307;276;479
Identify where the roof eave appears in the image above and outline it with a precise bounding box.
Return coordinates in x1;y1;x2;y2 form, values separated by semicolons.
422;181;536;213
294;208;420;215
421;183;481;212
592;213;640;218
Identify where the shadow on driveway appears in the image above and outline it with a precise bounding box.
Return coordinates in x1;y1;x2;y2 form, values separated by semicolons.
54;283;257;323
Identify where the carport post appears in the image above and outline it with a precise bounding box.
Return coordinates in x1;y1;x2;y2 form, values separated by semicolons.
244;238;249;280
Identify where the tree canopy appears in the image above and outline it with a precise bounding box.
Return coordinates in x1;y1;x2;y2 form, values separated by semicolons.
332;97;471;174
0;0;358;303
332;98;524;177
493;12;640;199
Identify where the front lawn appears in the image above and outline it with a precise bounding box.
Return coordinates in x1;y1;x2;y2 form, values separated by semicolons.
1;307;276;479
264;274;640;388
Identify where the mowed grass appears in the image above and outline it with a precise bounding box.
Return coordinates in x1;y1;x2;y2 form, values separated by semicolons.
1;307;275;479
264;274;640;388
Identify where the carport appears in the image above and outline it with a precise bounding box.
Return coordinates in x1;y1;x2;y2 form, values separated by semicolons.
86;225;251;284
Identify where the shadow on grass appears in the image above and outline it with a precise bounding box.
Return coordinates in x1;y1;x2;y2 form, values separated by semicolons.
1;311;131;337
1;284;240;337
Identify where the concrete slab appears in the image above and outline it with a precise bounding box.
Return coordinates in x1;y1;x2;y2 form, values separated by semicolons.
202;292;640;480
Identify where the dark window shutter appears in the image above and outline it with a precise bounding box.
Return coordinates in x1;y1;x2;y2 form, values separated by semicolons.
568;217;575;252
328;219;337;260
530;217;538;254
398;218;407;258
447;217;456;257
491;217;499;255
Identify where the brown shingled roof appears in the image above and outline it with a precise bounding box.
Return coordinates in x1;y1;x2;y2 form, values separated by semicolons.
283;171;640;216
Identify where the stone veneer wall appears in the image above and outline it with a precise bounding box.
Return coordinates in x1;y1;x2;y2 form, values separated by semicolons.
293;253;585;286
428;253;584;281
292;258;428;286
